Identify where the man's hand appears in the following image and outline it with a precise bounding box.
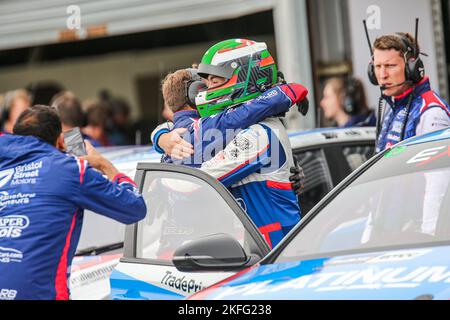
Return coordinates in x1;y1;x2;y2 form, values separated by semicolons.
289;158;306;197
280;83;308;105
80;140;119;180
158;128;194;160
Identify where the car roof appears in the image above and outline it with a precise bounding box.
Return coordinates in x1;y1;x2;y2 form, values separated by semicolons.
288;126;376;149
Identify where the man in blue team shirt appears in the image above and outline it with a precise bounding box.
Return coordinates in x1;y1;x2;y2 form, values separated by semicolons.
0;105;146;300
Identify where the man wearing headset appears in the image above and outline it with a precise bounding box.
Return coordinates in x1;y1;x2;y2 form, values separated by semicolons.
370;32;450;153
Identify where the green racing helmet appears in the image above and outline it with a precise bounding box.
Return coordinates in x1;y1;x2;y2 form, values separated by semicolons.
195;38;278;117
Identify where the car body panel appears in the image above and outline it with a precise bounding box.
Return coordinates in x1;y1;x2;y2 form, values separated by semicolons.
69;253;122;300
194;245;450;300
110;263;234;300
288;127;375;149
399;127;450;146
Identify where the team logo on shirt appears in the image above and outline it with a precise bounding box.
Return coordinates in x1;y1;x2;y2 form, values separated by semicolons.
0;169;14;189
0;161;42;188
0;192;36;212
10;161;42;186
229;148;241;159
236;198;247;213
0;215;30;238
0;289;17;300
233;136;253;150
0;247;23;263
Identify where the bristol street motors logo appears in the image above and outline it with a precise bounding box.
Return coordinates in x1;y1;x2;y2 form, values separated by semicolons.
0;215;30;238
0;161;43;189
0;169;14;189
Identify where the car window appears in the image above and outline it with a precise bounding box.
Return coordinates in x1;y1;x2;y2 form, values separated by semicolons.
342;145;374;171
294;149;333;214
136;170;256;261
277;140;450;263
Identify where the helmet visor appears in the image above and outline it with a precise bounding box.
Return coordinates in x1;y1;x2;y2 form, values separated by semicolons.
197;63;234;80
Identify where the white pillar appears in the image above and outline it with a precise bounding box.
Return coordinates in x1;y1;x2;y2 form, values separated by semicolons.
273;0;316;130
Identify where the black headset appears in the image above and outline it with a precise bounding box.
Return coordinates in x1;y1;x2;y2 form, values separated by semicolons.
367;32;424;86
343;77;360;115
185;68;207;108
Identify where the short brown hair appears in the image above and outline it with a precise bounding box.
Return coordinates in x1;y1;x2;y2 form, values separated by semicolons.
83;99;109;127
373;32;418;60
161;69;192;113
51;91;86;127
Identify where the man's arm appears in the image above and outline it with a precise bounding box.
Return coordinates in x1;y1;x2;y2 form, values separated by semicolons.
198;84;308;136
150;122;174;153
200;124;270;187
151;122;194;159
76;141;147;224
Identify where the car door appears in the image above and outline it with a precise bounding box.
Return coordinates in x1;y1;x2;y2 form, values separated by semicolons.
110;163;270;300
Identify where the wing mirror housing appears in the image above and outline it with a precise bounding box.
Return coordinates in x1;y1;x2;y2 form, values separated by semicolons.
173;233;253;272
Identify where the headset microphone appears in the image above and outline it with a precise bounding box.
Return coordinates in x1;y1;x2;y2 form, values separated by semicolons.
379;80;412;91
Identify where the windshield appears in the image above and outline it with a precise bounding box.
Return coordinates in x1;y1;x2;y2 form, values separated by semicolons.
276;139;450;263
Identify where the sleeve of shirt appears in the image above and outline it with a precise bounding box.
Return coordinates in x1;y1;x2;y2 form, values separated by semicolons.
75;161;147;224
200;124;270;187
416;107;450;136
150;122;174;154
198;85;293;135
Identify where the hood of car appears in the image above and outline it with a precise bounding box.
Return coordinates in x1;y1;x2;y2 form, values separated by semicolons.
193;244;450;300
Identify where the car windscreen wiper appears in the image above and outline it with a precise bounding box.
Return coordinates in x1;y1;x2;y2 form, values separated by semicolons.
75;242;124;256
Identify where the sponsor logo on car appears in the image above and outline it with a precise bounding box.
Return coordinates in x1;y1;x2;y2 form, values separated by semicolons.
70;261;119;289
161;271;204;294
0;215;30;238
211;265;450;299
322;132;338;140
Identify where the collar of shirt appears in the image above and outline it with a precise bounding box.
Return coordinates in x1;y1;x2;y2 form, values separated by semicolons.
173;110;199;123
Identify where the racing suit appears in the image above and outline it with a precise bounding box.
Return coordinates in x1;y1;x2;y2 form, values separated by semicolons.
163;85;305;247
0;134;146;300
200;117;300;248
376;77;450;152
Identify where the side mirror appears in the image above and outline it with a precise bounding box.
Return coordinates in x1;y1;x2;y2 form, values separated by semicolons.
172;233;251;272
